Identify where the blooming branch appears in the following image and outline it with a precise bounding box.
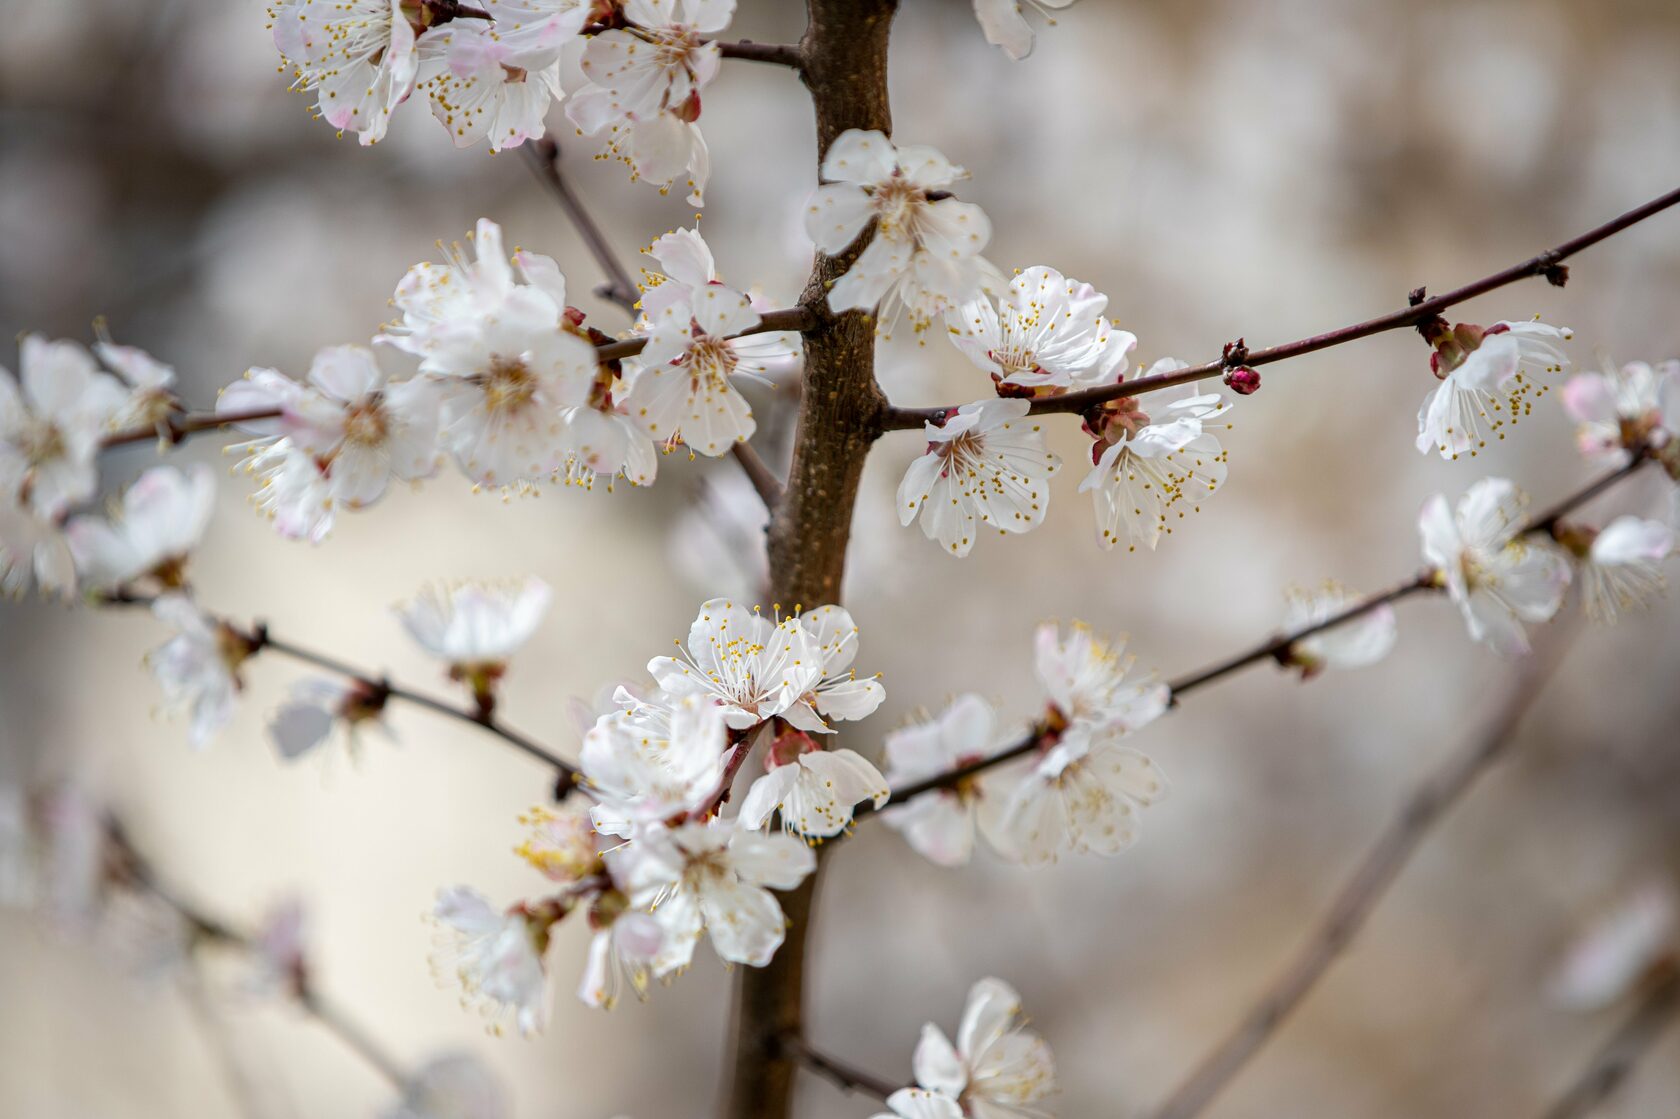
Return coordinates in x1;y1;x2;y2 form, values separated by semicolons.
879;183;1680;430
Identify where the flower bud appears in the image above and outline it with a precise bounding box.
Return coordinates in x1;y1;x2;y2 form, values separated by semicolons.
1224;366;1261;395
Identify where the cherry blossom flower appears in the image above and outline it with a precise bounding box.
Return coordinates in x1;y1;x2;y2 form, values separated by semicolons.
647;599;824;732
1549;880;1678;1011
268;0;421;145
1561;358;1679;468
881;695;1002;867
565;0;734;205
947;266;1134;394
1279;583;1399;677
382;220;597;488
625;819;816;973
582;693;730;838
914;977;1056;1119
738;728;889;839
1034;621;1169;736
1419;478;1572;655
778;603;886;730
1080;371;1231;552
988;720;1168;865
638;226;721;318
0;501;75;599
65;465;216;592
622;284;789;456
872;1090;965;1119
973;0;1077;60
146;595;259;749
0;335;126;518
807;130;998;331
1415;320;1571;460
899;399;1061;557
1561;515;1675;624
387;1053;508;1119
219;346;441;542
577;894;664;1010
396;578;551;705
430;886;553;1036
515;801;605;886
94;333;179;433
266;676;393;762
418;0;586;152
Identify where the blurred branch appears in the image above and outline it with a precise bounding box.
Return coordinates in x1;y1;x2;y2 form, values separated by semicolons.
97;592;579;789
1145;641;1570;1119
108;822;409;1091
779;1034;897;1101
181;974;270;1119
100;406;282;451
731;442;785;508
861;454;1649;815
879;183;1680;430
1539;972;1680;1119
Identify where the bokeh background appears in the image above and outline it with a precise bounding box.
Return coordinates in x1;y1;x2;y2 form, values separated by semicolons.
3;0;1679;1116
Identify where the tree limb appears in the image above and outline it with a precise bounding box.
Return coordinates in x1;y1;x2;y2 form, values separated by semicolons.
779;1033;898;1101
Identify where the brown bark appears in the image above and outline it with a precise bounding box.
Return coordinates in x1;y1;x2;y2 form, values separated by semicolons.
723;3;897;1119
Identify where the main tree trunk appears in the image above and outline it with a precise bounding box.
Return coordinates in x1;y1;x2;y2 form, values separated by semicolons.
723;3;897;1118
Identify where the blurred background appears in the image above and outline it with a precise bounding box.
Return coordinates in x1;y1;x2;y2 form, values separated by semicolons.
2;0;1679;1115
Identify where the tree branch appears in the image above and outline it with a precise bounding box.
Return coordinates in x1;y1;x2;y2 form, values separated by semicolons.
778;1033;898;1101
863;455;1650;815
522;140;640;313
879;183;1680;430
109;822;409;1089
98;593;579;788
100;406;282;451
730;442;785;508
1539;972;1680;1119
1145;643;1569;1119
715;40;804;68
594;307;817;363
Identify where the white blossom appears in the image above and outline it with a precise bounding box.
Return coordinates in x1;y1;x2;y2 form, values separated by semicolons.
577;905;664;1010
387;1053;508;1119
914;977;1056;1119
381;219;598;488
95;334;179;432
872;1090;965;1119
565;0;734;205
514;801;605;887
266;676;393;762
947;265;1134;393
418;0;588;152
988;720;1168;866
898;399;1061;558
0;501;75;599
973;0;1077;60
268;0;421;144
881;694;1000;867
1549;880;1678;1012
396;577;552;679
780;602;886;730
1576;516;1674;624
625;819;815;973
1416;320;1570;460
1280;583;1399;676
1033;621;1169;737
738;733;889;839
0;335;126;518
1561;358;1679;467
430;886;550;1036
145;594;254;749
1418;478;1571;655
219;346;440;542
808;130;998;331
647;598;824;733
581;692;730;839
65;464;216;591
1080;373;1231;552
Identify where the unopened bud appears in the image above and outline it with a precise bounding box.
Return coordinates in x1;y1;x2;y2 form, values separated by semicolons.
1224;366;1261;395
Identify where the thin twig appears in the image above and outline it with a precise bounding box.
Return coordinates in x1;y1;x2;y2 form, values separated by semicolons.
100;406;282;451
523;140;640;313
1539;972;1680;1119
780;1034;898;1101
865;456;1648;814
730;442;785;508
98;594;579;786
879;184;1680;430
110;824;409;1090
714;40;804;68
595;307;817;363
1145;641;1570;1119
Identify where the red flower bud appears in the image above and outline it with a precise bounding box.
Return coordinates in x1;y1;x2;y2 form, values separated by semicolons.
1224;366;1261;395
